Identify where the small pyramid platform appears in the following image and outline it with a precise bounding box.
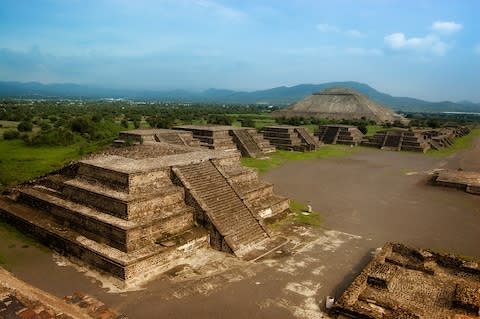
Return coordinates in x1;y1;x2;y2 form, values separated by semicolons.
114;129;200;147
361;129;430;152
420;126;471;150
314;125;364;146
174;125;275;158
262;125;320;151
0;144;289;286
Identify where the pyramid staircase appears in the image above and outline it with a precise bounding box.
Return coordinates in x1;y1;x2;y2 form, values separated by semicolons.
262;126;319;151
154;132;187;146
318;126;340;144
295;127;320;151
231;129;275;158
173;161;270;256
361;130;430;153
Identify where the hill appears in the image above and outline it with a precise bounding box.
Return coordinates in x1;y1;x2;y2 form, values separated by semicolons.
0;81;479;113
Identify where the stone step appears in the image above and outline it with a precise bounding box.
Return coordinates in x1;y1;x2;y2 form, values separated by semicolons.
62;178;185;220
249;194;290;219
0;197;208;284
235;181;274;201
18;187;195;252
77;161;172;194
174;161;268;255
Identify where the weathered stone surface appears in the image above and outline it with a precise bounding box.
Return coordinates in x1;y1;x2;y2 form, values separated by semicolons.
433;169;480;195
0;143;289;285
315;125;364;146
332;242;480;318
361;129;430;153
174;125;275;158
262;125;320;151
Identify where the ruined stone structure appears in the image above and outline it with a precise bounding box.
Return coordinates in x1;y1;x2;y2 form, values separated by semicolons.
421;126;471;150
433;169;480;195
261;125;321;151
361;129;430;152
114;129;200;147
272;87;408;124
332;242;480;318
174;125;275;158
314;125;364;146
0;144;289;286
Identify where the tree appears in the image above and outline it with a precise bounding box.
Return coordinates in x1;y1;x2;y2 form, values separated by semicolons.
3;129;20;140
358;124;368;135
240;118;255;127
17;121;33;132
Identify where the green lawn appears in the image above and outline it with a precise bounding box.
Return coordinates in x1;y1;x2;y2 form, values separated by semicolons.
0;139;97;191
427;128;480;157
365;125;383;136
269;200;323;230
241;145;358;173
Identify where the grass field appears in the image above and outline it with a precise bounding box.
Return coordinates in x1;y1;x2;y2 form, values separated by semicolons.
270;200;323;230
365;125;383;136
427;128;480;157
241;145;359;173
0;139;102;191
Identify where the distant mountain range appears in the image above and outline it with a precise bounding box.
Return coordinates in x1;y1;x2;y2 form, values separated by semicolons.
0;81;479;113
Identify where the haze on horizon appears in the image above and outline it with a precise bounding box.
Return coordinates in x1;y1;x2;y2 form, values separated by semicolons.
0;0;479;102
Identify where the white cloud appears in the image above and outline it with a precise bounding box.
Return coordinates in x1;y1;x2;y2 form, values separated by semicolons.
384;32;447;56
345;47;383;56
316;24;365;37
431;21;462;34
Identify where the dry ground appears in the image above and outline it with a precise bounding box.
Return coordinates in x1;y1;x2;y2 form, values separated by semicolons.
1;139;479;319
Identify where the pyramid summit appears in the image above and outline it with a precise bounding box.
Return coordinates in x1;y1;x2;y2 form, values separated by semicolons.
273;87;407;123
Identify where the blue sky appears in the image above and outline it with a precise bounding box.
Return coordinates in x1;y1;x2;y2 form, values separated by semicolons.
0;0;479;101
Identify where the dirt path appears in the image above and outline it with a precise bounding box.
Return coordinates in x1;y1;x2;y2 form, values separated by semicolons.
1;142;480;319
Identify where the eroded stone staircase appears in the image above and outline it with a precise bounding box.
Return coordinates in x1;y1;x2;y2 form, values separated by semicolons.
154;133;187;146
173;160;269;256
231;129;265;158
320;126;340;144
294;127;320;150
230;129;275;158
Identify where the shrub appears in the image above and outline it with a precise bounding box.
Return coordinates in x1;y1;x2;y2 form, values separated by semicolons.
358;124;368;134
40;121;52;131
3;129;20;140
240;118;255;127
17;121;33;132
121;118;129;128
207;114;232;125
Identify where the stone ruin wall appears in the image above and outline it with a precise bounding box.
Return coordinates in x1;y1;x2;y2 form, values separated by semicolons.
332;242;480;318
0;144;289;284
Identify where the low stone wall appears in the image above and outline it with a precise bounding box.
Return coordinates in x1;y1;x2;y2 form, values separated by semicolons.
332;242;480;318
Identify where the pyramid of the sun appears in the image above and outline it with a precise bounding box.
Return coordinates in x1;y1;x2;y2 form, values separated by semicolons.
273;87;407;123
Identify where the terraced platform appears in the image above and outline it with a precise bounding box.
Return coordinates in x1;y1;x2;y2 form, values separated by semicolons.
0;143;289;285
262;125;320;151
174;125;275;158
315;125;364;146
361;129;430;153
